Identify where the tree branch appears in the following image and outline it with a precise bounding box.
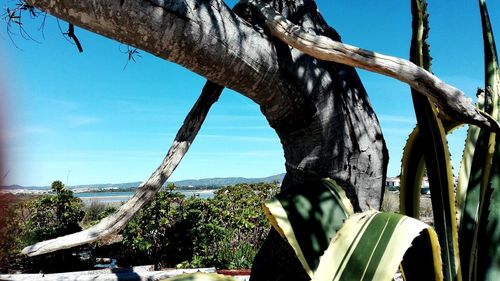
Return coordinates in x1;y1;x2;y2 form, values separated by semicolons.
21;81;223;256
242;0;500;131
64;23;83;53
25;0;295;119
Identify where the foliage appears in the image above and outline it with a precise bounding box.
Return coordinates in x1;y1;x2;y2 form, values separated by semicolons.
20;181;89;273
267;1;500;280
22;181;85;245
457;1;500;280
119;183;278;269
119;190;189;267
264;179;354;277
400;0;500;280
0;194;24;270
0;181;91;273
402;0;460;279
81;201;117;228
1;182;277;272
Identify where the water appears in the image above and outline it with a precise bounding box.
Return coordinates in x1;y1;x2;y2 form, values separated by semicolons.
76;191;134;198
76;190;215;203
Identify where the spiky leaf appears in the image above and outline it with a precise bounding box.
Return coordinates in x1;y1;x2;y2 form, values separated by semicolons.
457;93;485;225
475;1;500;280
263;178;353;278
314;211;443;281
459;124;491;280
400;127;425;218
406;1;461;279
401;121;462;220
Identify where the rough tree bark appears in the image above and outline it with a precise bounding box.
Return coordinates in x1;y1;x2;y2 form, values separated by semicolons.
25;0;388;279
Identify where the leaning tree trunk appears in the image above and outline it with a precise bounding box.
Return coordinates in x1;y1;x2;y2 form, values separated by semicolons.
23;0;387;278
239;1;387;279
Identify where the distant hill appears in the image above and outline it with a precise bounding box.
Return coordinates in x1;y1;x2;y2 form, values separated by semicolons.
173;173;285;188
2;173;286;191
1;182;143;191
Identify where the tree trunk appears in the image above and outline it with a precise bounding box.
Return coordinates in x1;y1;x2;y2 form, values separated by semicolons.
241;1;387;279
25;0;388;278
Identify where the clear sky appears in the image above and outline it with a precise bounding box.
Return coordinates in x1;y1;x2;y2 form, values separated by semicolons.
1;0;499;186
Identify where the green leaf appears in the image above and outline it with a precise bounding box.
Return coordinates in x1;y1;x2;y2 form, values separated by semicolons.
477;144;500;281
401;122;461;219
475;1;500;280
458;125;491;280
406;1;461;279
263;178;353;279
457;94;485;226
400;127;425;219
314;211;443;281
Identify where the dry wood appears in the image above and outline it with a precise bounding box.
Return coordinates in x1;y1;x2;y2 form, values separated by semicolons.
21;82;223;256
243;0;500;131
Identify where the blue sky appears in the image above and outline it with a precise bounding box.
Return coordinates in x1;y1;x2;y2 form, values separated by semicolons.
2;1;499;186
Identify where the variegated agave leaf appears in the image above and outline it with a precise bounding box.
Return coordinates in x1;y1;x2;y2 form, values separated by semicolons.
314;211;443;281
404;1;460;279
263;178;354;279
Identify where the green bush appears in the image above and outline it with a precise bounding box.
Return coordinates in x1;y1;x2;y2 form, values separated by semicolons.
22;181;85;245
119;182;279;269
0;194;25;271
0;181;91;273
2;182;279;272
81;201;117;227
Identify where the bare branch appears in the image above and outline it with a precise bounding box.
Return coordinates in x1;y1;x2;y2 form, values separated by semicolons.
2;1;42;49
63;23;83;53
120;46;142;70
242;0;500;131
21;81;223;256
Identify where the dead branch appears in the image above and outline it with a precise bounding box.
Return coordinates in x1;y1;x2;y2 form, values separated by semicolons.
242;0;500;132
21;81;223;256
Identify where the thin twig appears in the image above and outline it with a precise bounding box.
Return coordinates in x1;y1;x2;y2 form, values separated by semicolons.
2;0;42;48
120;45;142;70
63;23;83;53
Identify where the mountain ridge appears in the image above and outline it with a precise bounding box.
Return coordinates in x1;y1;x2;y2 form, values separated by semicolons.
2;173;286;190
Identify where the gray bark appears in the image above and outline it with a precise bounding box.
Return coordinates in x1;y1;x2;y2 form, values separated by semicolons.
23;0;388;278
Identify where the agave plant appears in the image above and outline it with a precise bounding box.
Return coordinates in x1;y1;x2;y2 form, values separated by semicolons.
457;1;500;280
161;0;500;280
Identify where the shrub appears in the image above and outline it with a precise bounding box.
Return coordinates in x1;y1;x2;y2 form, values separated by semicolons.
0;194;24;272
5;181;90;273
81;201;117;227
22;181;85;245
119;182;279;269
